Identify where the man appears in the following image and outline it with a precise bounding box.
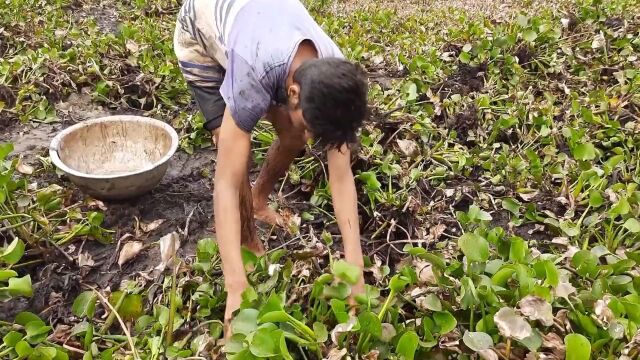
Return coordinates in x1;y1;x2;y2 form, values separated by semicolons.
173;0;368;332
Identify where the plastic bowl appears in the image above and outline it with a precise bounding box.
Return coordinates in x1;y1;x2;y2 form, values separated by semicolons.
49;115;179;200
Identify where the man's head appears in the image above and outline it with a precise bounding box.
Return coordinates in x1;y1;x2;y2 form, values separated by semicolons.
287;58;368;149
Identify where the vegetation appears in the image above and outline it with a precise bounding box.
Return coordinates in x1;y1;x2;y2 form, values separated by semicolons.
1;0;640;359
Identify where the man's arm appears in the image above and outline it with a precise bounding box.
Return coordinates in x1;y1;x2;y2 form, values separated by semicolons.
327;145;365;295
214;108;252;321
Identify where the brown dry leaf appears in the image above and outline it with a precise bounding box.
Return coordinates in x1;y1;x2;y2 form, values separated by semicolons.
363;350;379;360
555;309;572;332
140;219;165;233
413;259;437;285
118;241;144;267
518;190;539;201
86;198;107;211
518;295;554;326
325;348;347;360
48;324;72;343
478;349;498;360
554;281;576;299
494;307;532;340
397;139;419;158
16;160;34;175
77;252;95;267
542;332;566;359
428;223;447;242
156;232;180;272
594;296;615;327
330;316;357;344
126;39;140;53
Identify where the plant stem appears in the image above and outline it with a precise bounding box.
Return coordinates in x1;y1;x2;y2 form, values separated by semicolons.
469;305;475;331
167;266;179;346
505;337;512;359
99;292;126;335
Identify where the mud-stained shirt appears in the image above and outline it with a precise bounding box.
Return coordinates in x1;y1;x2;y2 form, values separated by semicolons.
174;0;344;132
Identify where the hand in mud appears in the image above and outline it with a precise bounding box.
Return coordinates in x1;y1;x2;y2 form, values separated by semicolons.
253;204;285;227
223;284;247;341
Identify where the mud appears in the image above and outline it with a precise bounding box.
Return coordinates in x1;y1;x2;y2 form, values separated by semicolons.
433;63;486;100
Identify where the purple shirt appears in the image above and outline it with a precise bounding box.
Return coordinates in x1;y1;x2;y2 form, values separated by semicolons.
219;0;344;132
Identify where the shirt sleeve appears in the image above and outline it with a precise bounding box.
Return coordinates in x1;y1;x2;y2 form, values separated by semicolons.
220;50;271;133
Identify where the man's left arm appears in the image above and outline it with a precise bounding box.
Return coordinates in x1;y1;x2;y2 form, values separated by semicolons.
327;145;365;295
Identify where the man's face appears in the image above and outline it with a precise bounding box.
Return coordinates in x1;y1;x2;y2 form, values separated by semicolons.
288;107;312;142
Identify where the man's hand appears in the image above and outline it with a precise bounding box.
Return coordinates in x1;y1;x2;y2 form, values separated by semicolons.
214;109;252;338
327;145;365;297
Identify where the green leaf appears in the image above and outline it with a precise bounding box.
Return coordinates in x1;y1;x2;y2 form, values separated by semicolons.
332;260;361;285
519;330;543;351
322;283;350;300
420;294;442;311
462;331;493;351
3;331;23;346
560;220;580;237
231;309;259;336
523;29;538;42
8;275;32;297
108;292;143;321
458;233;489;262
0;269;18;281
565;333;591;360
389;275;409;292
224;334;246;353
542;260;559;287
30;346;58;359
358;311;382;338
501;198;521;215
0;143;14;161
249;327;279;357
15;312;42;326
573;142;596;161
396;331;419;360
517;14;529;27
313;322;328;342
433;311;457;334
25;321;52;344
572;250;599;277
258;310;290;324
623;218;640;233
357;172;381;191
589;190;603;208
468;204;492;221
610;197;630;218
509;237;528;263
72;291;98;318
1;238;26;265
16;340;34;357
54;349;69;360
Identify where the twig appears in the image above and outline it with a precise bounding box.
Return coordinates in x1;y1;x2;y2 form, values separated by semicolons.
109;233;133;269
182;206;197;240
267;235;301;253
88;286;139;360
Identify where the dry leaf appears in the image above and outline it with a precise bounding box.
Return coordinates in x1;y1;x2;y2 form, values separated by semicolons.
591;32;606;49
17;161;34;175
77;252;95;267
86;199;107;211
542;332;566;359
428;223;447;242
413;259;437;285
156;232;180;272
363;350;379;360
494;307;532;340
518;190;539;201
126;39;139;53
330;316;357;344
478;349;499;360
118;241;144;266
554;281;576;299
518;295;554;326
325;348;347;360
594;296;615;327
397;139;419;158
141;219;165;233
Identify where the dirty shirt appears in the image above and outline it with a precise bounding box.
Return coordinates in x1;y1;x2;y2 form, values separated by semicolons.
174;0;344;132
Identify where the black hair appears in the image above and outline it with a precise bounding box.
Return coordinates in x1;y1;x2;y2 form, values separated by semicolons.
292;57;368;149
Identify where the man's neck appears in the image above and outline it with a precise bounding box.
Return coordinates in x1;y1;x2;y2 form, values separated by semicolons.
286;40;318;88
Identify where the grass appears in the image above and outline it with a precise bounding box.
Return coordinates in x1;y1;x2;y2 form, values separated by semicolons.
1;0;640;358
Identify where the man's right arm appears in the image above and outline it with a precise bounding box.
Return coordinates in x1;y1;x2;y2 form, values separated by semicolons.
214;108;252;298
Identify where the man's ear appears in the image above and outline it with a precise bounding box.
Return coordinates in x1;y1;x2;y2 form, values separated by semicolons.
287;83;301;108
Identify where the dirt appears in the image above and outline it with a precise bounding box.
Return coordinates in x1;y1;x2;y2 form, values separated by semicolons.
433;63;486;100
